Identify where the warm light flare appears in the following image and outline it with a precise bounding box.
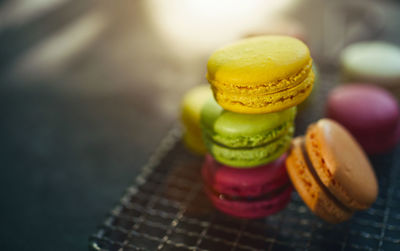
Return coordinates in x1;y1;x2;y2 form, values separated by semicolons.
144;0;298;55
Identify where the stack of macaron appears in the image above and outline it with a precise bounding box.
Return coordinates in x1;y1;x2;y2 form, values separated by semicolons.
199;36;315;218
180;35;379;223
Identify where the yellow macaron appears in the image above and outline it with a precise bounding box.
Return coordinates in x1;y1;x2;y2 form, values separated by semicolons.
207;35;315;114
181;85;212;155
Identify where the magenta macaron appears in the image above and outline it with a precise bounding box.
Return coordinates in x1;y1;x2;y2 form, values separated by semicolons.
202;154;292;219
326;84;400;154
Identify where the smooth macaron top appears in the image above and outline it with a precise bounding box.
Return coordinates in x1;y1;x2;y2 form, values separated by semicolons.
326;84;400;136
201;97;296;147
340;41;400;83
307;119;378;210
202;154;289;197
207;35;312;86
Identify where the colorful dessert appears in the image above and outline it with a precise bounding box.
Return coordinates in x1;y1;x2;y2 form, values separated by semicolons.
202;154;292;218
326;84;400;154
200;97;296;167
181;85;213;155
286;119;378;223
340;41;400;98
206;35;315;114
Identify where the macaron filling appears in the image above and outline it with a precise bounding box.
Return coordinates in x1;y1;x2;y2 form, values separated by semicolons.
201;99;296;166
300;141;353;214
204;121;293;148
214;71;314;109
209;60;313;95
206;132;292;167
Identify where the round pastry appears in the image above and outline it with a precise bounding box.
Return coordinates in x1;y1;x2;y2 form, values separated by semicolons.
340;41;400;98
206;35;315;114
202;154;292;219
286;119;378;223
200;97;296;167
181;85;213;155
326;84;400;154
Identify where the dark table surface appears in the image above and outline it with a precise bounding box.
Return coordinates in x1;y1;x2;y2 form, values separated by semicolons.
0;0;399;250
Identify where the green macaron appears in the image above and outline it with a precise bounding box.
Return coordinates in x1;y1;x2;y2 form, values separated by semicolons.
200;98;296;168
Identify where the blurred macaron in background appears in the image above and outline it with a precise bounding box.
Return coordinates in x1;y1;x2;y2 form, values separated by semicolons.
326;84;400;154
1;0;400;250
340;41;400;99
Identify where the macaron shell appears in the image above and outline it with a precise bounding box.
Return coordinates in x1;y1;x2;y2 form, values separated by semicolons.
306;119;378;210
181;85;213;154
326;85;399;136
326;84;400;154
181;85;212;131
183;131;207;155
286;137;353;223
207;36;311;85
201;97;297;140
340;41;400;85
204;185;292;219
207;120;293;148
200;97;296;167
206;35;315;114
202;154;289;197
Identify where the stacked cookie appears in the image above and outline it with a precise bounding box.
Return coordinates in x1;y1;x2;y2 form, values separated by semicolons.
200;36;315;218
180;85;213;155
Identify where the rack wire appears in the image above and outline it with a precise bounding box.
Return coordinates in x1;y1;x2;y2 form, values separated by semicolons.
90;2;399;250
89;70;400;251
89;126;400;250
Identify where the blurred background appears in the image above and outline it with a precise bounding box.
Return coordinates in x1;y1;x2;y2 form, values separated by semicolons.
0;0;399;250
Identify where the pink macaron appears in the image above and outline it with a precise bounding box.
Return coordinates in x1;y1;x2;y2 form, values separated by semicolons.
202;154;292;219
326;84;400;154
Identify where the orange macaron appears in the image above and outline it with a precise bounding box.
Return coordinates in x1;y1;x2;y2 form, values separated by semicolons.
286;119;378;223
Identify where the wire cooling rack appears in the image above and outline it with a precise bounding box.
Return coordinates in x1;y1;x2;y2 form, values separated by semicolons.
89;127;400;250
90;2;399;250
90;70;400;251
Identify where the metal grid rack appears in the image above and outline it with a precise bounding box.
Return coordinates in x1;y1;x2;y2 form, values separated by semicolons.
90;69;400;251
90;2;399;250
